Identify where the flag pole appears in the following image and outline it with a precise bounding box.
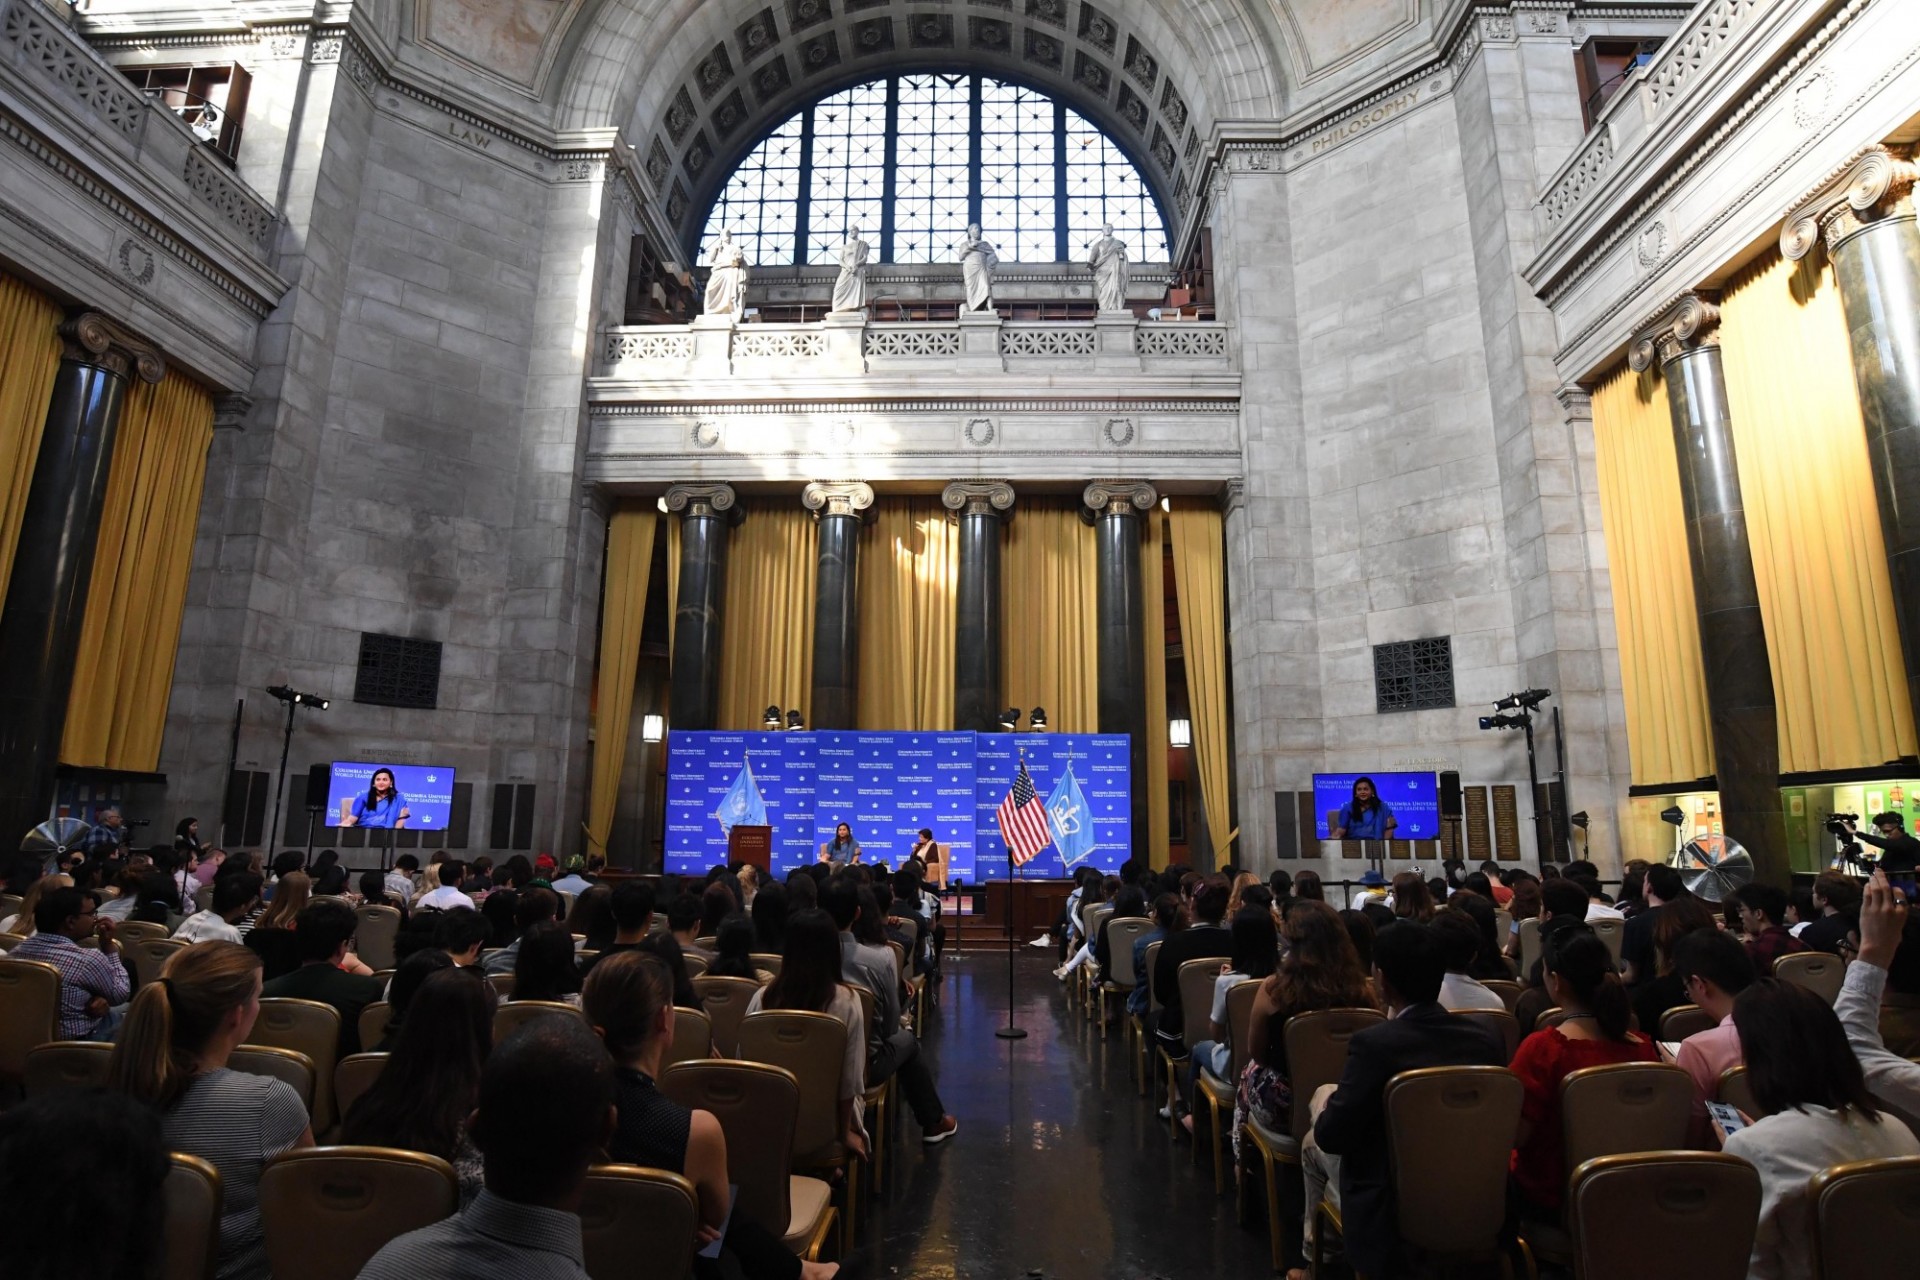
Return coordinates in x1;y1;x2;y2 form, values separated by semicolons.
996;747;1029;1041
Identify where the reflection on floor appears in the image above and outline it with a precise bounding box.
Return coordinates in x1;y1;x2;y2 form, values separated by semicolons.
857;952;1276;1278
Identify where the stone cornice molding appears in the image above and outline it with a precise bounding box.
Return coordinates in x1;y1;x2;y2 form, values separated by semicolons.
1082;479;1158;518
1780;144;1919;260
1220;478;1245;517
941;480;1016;520
662;482;740;522
801;480;875;521
1554;385;1594;418
59;310;166;383
1628;292;1721;371
212;393;250;430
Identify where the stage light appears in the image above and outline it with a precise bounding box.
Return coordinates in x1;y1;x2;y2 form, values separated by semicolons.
999;707;1021;731
1660;805;1686;827
1493;688;1552;711
641;714;665;743
785;710;805;731
1029;707;1048;730
267;685;329;710
1478;713;1526;731
1570;811;1590;830
763;705;782;729
1169;718;1192;747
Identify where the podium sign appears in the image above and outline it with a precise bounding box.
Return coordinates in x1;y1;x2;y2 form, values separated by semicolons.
727;825;771;871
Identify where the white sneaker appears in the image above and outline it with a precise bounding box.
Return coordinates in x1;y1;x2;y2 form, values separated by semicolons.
1027;934;1054;949
1053;964;1071;981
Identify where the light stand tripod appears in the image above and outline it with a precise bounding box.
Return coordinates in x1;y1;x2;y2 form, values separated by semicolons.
265;685;328;862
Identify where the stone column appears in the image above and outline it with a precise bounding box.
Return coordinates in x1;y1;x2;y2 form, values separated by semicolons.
1782;146;1920;733
942;481;1015;733
1084;479;1157;861
0;313;164;849
666;483;740;732
1630;296;1788;883
803;481;874;730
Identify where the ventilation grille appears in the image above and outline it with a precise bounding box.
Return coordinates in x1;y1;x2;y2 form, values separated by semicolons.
354;633;441;710
1373;636;1454;713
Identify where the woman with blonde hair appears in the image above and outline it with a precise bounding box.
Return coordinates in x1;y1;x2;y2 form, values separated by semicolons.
107;941;313;1280
1390;870;1436;923
1;874;71;936
1225;871;1259;919
244;870;308;981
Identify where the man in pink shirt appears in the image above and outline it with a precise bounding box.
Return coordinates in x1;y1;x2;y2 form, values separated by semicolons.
1671;928;1757;1138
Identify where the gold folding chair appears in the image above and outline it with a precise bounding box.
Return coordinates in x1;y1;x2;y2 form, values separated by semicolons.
494;999;589;1041
750;953;783;979
1589;916;1625;968
1518;917;1544;975
1483;979;1524;1013
1452;1007;1521;1063
692;975;761;1057
115;919;172;943
163;1153;222;1280
126;937;188;990
1773;951;1845;1004
1133;940;1162;1095
660;1059;837;1262
333;1052;389;1123
1716;1065;1763;1119
682;954;709;979
0;958;62;1089
245;999;339;1131
487;972;515;999
351;905;402;972
1157;957;1224;1125
259;1146;458;1280
851;984;891;1188
1097;917;1153;1032
1811;1156;1920;1280
24;1039;113;1094
580;1165;701;1280
229;1046;317;1115
1659;1004;1718;1042
666;1006;713;1068
737;1008;862;1253
1568;1152;1760;1280
357;1000;391;1052
1195;979;1260;1194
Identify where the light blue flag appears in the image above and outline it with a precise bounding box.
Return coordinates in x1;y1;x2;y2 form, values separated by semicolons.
715;760;768;836
1046;763;1096;870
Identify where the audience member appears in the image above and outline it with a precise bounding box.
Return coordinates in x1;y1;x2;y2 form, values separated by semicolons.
1735;883;1808;971
174;872;262;943
1338;909;1377;978
1620;865;1688;984
478;885;519;947
707;912;769;981
1630;895;1719;1036
1153;874;1234;1078
1293;869;1324;902
582;881;656;974
512;921;584;1006
310;850;348;898
550;854;602;897
1671;928;1758;1130
259;898;384;1056
1616;860;1651;917
1723;978;1920;1280
372;949;457;1051
636;931;703;1009
1573;875;1622;920
435;906;493;971
1388;872;1435;924
665;892;710;961
417;861;477;912
1305;922;1504;1280
1480;861;1515;906
358;1017;615;1280
698;880;738;941
385;854;419;903
1502;876;1543;961
752;879;790;952
1509;926;1657;1216
746;910;869;1157
1433;909;1506;1010
1799;871;1862;957
786;870;820;912
1443;891;1512;981
247;869;310;984
1128;892;1180;1021
1092;884;1148;978
1186;906;1280;1119
0;1089;169;1280
460;856;495;897
360;868;407;915
1;872;70;936
108;941;314;1280
12;886;130;1040
1839;870;1920;1094
484;888;560;975
1514;879;1591;1032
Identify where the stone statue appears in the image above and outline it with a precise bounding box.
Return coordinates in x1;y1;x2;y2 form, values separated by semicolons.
831;229;870;313
1088;222;1130;313
702;229;748;319
957;224;999;313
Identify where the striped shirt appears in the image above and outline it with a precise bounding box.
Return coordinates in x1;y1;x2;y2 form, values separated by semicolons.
10;931;130;1039
162;1068;309;1280
358;1189;586;1280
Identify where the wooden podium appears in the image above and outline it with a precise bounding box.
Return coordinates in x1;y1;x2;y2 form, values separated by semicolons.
727;825;771;871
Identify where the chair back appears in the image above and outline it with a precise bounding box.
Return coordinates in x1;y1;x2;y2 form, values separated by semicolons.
25;1039;113;1094
683;953;709;979
1101;918;1154;990
693;975;761;1056
1283;1008;1387;1142
661;1059;800;1237
1383;1066;1523;1255
259;1147;458;1280
116;919;172;943
1224;979;1260;1074
245;998;340;1130
751;953;782;978
357;1001;390;1052
0;958;61;1085
1568;1152;1760;1280
579;1165;700;1280
1453;1008;1521;1064
695;935;719;952
127;937;188;989
736;1009;848;1165
1560;1062;1693;1177
1658;1004;1718;1042
1535;1006;1570;1031
334;1052;389;1123
163;1153;222;1280
1589;916;1625;966
1082;903;1113;947
0;892;21;919
667;1006;713;1067
1482;979;1524;1014
1494;908;1512;939
494;1000;589;1041
1716;1065;1763;1119
193;884;215;912
487;972;515;999
1811;1156;1920;1280
1518;917;1543;975
1773;950;1845;1004
351;906;402;971
229;1046;316;1114
0;931;22;951
1143;941;1163;1017
1176;957;1222;1050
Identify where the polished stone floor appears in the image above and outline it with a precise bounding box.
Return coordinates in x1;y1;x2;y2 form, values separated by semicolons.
855;952;1277;1279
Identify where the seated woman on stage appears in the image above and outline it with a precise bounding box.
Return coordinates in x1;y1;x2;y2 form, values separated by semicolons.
342;767;409;829
819;823;862;866
1328;776;1396;840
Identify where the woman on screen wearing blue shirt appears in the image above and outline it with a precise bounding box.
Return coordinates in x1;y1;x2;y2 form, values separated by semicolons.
344;767;410;829
1330;776;1396;840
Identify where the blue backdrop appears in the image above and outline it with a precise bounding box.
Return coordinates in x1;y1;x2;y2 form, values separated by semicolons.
665;730;1131;878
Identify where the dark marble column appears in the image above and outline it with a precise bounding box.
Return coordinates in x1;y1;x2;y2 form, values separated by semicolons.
804;481;874;731
0;313;165;852
1783;149;1920;734
1631;296;1788;884
1084;480;1156;862
666;483;740;732
944;481;1015;733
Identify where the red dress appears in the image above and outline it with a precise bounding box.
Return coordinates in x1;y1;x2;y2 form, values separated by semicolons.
1508;1025;1659;1212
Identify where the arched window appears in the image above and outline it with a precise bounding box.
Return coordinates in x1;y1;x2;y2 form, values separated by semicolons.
698;73;1168;268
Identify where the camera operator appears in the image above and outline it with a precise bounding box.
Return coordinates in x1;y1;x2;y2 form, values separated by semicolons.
1845;812;1920;896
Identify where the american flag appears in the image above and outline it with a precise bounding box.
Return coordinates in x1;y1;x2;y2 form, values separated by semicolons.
998;757;1052;868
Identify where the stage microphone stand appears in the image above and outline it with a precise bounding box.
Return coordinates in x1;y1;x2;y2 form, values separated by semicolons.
995;846;1027;1040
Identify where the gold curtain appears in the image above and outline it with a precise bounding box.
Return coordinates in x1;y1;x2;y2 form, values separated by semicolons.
716;500;816;729
857;497;957;729
1143;509;1169;868
1590;361;1715;786
1718;249;1917;769
0;273;62;609
1169;500;1233;863
60;371;215;770
586;505;656;854
1001;498;1098;732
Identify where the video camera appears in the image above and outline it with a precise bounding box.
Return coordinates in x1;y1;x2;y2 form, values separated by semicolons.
1823;812;1860;837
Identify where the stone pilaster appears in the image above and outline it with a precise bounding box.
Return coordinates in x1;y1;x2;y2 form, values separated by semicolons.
1084;479;1156;861
943;481;1016;734
803;481;875;731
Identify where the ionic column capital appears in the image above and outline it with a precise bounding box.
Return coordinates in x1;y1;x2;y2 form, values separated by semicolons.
663;482;739;520
801;480;875;521
58;311;166;383
1628;292;1721;372
1081;479;1158;519
1781;145;1918;261
941;480;1016;520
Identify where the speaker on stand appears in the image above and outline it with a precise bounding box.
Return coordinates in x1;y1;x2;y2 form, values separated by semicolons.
1439;769;1464;865
304;763;329;872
